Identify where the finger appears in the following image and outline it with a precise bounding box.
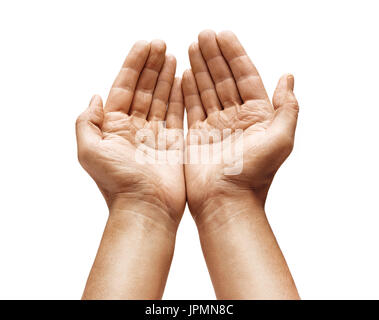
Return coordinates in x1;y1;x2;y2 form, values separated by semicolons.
189;42;221;114
182;69;206;128
166;78;184;129
198;30;241;108
105;41;150;113
76;95;104;150
129;40;166;118
147;54;176;121
272;74;299;139
216;31;269;102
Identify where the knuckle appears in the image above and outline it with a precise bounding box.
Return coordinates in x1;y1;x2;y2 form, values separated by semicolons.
287;101;299;113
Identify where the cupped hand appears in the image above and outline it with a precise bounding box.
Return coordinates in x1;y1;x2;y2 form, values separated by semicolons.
76;40;186;227
182;30;299;223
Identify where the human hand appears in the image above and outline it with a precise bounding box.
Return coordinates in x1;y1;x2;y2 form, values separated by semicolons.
182;30;299;227
76;40;185;230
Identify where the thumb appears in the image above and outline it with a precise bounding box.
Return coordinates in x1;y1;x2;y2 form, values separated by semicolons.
76;95;104;151
271;74;299;140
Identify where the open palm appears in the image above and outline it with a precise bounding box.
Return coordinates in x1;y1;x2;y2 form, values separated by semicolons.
76;40;185;222
182;31;299;218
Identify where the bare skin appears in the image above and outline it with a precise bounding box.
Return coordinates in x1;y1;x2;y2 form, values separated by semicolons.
182;30;300;299
76;32;299;300
76;40;185;299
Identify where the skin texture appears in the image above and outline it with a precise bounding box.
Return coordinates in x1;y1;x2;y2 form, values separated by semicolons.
182;30;300;299
76;40;185;299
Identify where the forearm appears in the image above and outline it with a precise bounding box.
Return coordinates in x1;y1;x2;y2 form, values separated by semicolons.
195;193;299;300
82;198;177;300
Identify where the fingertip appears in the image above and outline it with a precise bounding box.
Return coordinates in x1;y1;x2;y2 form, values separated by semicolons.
128;40;151;63
287;74;295;91
273;74;298;111
188;42;199;55
150;39;166;53
89;94;102;107
217;30;236;42
133;40;150;51
89;95;96;105
165;53;176;61
198;29;216;43
78;95;104;134
165;53;177;66
278;74;295;91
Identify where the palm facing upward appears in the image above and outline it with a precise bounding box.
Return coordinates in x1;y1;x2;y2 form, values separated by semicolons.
182;31;299;220
76;40;185;224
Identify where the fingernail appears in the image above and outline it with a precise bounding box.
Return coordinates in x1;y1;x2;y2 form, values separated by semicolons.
287;74;295;91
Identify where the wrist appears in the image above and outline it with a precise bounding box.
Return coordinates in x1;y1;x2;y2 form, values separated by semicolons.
192;191;299;300
108;195;180;235
83;196;177;299
190;190;267;234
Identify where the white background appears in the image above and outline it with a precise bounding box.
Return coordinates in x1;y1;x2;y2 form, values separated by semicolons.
0;0;378;299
